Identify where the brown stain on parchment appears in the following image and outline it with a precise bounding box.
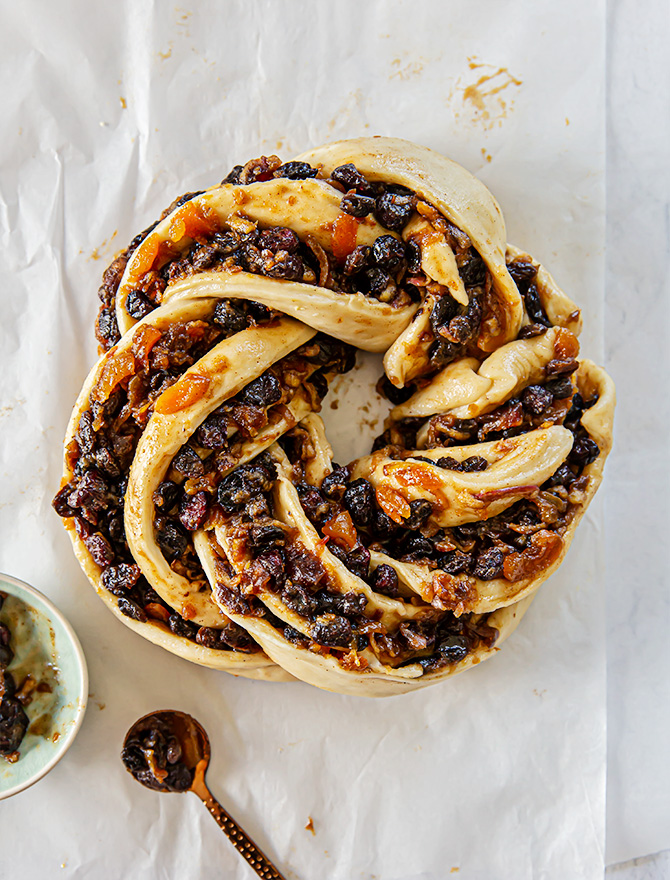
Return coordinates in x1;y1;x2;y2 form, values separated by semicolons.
451;58;522;131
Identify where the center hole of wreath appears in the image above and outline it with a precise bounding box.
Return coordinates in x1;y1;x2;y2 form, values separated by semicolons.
319;351;392;466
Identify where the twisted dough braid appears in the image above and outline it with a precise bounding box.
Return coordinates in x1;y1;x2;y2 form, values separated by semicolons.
55;138;615;696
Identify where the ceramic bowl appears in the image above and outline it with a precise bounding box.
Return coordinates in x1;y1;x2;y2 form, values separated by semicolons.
0;573;88;799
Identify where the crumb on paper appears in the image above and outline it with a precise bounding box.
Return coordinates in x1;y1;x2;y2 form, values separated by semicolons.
390;57;424;81
481;148;492;163
119;96;127;109
305;816;315;835
450;868;460;874
565;117;570;125
158;43;173;61
329;399;339;410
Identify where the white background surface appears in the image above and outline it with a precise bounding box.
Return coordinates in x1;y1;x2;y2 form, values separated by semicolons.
0;0;666;877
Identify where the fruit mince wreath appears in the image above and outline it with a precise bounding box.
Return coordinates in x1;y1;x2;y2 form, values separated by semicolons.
53;137;615;696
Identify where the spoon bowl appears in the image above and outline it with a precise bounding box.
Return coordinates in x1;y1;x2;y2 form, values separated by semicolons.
122;710;286;880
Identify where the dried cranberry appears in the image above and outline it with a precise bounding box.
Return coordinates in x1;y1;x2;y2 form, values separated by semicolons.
179;492;208;531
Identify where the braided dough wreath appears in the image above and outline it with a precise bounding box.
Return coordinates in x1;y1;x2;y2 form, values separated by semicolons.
53;137;615;696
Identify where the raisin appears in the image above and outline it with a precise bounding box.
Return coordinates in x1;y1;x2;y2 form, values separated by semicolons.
52;484;77;518
216;455;277;512
101;563;141;596
212;299;248;333
168;614;197;639
376;375;414;406
343;479;375;528
507;258;536;285
156;522;189;561
366;267;393;297
126;289;154;320
211;230;243;256
435;634;469;663
191;246;218;271
286;549;325;590
329;543;370;580
343;245;372;275
222;165;243;184
117;596;147;622
438;550;474;574
458;249;487;286
296;483;333;524
258;227;300;253
321;467;350;501
238;372;281;407
518;323;547;339
473;547;505;580
312;614;352;648
370;564;399;598
522;384;554;415
568;436;599;469
179;492;208;531
96;307;120;347
430;296;459;336
546;463;576;488
331;164;375;196
400;532;435;561
249;523;286;553
372;508;400;540
545;375;574;399
522;283;551;327
274;161;318;180
372;235;405;271
406;239;422;273
263;251;303;281
403;499;433;530
172;445;205;477
281;583;317;617
307;370;328;401
197;414;229;449
545;358;578;377
374;190;417;231
341;193;376;217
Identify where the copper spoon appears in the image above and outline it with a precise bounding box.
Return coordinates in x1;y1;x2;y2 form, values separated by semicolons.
122;710;287;880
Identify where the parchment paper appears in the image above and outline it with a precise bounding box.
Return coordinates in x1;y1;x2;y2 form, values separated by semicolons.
0;2;611;877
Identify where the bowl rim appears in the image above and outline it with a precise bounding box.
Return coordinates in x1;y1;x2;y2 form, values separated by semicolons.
0;571;89;800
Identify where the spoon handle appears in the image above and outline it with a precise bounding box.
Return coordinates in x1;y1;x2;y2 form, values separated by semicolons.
193;780;287;880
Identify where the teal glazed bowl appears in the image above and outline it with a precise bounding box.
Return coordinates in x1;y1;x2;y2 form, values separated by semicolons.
0;573;88;799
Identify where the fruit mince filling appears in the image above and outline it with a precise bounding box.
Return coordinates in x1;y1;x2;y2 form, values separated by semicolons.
52;304;277;651
359;385;600;589
0;594;29;761
153;335;355;577
210;450;496;674
95;157;495;358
